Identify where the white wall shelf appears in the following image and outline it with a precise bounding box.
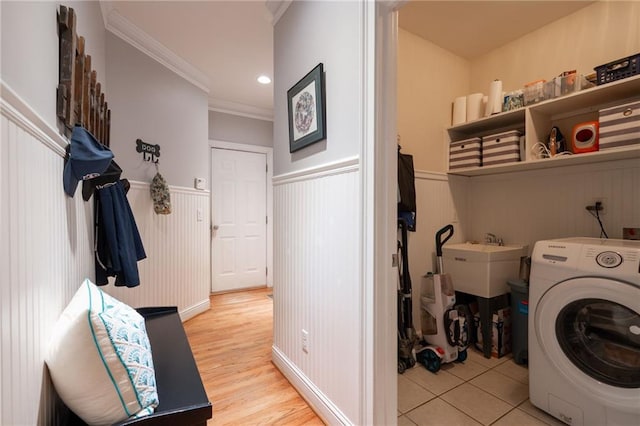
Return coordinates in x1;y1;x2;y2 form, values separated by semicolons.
447;108;526;139
447;74;640;177
447;145;640;176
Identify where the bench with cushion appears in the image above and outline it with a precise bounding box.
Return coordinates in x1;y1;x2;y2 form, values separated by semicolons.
61;306;212;425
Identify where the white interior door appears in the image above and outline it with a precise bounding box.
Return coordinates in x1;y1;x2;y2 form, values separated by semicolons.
211;148;267;292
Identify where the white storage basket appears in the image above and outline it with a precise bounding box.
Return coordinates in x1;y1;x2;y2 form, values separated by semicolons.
482;130;521;166
449;137;481;169
599;100;640;149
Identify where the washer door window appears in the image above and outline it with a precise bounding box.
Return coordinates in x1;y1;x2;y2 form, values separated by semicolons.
535;277;640;399
556;298;640;388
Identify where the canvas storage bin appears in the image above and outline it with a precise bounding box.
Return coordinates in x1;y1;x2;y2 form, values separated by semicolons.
482;130;522;166
449;137;481;169
599;99;640;149
474;307;512;358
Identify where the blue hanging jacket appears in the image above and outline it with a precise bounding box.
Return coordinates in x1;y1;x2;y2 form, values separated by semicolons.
95;180;146;287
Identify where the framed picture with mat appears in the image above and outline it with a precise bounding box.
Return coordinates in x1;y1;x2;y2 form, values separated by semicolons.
287;63;326;153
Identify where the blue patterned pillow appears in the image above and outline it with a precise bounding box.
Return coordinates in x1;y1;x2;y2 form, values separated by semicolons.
93;290;159;416
46;280;159;424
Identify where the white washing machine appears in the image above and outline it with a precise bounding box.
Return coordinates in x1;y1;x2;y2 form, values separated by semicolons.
529;238;640;426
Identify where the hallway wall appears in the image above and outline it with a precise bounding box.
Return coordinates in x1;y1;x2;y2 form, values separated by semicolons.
0;1;106;127
208;110;273;147
273;164;360;423
1;2;105;423
271;0;368;423
1;2;211;423
104;182;211;320
106;33;209;190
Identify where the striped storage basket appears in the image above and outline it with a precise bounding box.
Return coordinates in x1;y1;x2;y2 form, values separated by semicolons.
599;99;640;149
482;130;521;166
449;137;481;170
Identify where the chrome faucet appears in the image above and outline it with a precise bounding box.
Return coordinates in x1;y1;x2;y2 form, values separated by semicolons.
485;233;504;246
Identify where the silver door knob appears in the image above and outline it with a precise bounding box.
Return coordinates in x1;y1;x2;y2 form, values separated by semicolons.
213;225;219;230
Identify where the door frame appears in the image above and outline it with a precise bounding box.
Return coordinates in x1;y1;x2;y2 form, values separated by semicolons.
358;1;404;423
209;140;273;289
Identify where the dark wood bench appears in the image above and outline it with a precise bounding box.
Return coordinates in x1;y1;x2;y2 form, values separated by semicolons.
64;307;212;426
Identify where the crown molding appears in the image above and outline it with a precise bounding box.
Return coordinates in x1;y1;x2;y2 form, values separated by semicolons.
265;0;292;26
208;98;273;122
99;1;114;29
103;7;210;93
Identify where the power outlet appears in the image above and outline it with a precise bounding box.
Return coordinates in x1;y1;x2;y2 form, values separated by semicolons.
587;198;606;215
302;329;309;353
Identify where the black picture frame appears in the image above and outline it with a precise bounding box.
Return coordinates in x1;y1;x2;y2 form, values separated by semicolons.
287;63;326;153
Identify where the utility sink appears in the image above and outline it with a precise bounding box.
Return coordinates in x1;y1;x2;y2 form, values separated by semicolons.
442;242;528;298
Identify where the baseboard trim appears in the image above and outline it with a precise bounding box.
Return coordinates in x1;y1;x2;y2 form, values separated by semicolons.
210;284;268;296
179;298;210;322
271;345;352;425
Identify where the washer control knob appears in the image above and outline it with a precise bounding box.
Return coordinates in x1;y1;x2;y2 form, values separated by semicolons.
596;251;623;268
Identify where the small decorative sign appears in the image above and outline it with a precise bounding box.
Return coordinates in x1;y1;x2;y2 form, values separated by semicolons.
136;139;161;163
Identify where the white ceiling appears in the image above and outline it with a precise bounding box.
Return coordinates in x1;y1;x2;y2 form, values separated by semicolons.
104;1;274;114
104;1;596;117
399;1;595;59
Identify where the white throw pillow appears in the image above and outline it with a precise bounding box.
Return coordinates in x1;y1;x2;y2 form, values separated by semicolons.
46;279;159;425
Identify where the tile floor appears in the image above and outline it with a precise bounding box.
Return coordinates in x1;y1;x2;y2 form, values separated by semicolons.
398;348;566;426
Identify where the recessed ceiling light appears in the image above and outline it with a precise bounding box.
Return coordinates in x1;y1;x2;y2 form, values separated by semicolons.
257;75;271;85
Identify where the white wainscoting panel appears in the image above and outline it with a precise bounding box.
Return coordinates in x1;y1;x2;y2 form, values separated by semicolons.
103;182;211;321
466;159;640;251
272;163;360;424
1;89;211;425
408;171;467;333
1;98;94;426
410;163;639;331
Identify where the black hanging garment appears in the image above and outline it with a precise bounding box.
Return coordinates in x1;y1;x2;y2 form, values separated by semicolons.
94;179;146;287
398;146;417;231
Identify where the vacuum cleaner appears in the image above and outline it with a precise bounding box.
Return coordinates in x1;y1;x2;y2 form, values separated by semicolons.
396;147;444;373
419;224;472;367
397;218;445;374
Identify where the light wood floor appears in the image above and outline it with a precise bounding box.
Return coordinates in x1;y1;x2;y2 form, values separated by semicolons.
183;288;324;425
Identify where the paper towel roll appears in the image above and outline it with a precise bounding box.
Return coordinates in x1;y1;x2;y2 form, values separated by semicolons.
482;95;488;117
452;96;466;125
486;80;503;116
466;93;484;122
